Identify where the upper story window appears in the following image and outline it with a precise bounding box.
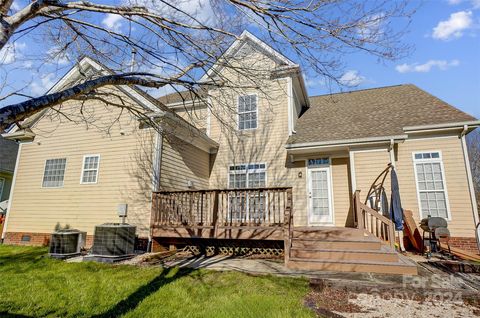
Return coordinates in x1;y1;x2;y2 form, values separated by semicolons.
42;158;67;188
81;155;100;184
413;151;449;219
238;94;257;130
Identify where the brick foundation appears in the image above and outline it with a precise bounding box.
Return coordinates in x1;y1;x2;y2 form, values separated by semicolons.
3;232;149;252
447;237;479;254
3;232;94;247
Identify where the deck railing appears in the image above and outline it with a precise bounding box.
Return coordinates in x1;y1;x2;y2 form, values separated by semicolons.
151;187;293;229
353;190;395;248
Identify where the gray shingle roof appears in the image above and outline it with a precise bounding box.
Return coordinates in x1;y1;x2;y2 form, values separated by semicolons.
157;89;207;105
288;84;476;145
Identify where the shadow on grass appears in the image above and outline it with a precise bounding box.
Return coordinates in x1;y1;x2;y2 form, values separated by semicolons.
92;267;195;318
0;312;34;318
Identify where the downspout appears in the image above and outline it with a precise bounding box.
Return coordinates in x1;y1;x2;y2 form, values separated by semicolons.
1;142;22;242
460;125;480;251
148;126;163;252
388;139;396;168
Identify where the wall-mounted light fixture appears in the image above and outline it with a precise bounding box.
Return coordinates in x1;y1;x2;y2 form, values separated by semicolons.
298;172;302;178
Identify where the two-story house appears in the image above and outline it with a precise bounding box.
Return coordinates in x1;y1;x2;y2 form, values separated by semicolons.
2;31;479;274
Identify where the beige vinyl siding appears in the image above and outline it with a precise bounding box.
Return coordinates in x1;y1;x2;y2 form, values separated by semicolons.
396;136;475;237
160;136;210;191
173;105;208;132
331;158;353;227
353;149;392;201
7;88;155;237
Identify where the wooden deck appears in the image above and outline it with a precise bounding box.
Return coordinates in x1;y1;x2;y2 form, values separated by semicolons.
150;188;417;275
150;187;293;241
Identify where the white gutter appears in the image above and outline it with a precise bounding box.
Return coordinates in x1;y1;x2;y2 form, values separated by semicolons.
1;143;22;242
286;135;408;150
460;124;480;250
404;121;480;133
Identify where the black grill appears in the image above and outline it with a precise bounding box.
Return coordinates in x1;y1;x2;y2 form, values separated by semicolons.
420;217;450;256
91;223;136;256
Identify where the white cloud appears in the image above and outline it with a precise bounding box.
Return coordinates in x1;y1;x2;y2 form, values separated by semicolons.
447;0;480;8
432;11;473;40
126;0;215;25
102;14;123;32
0;42;26;64
46;47;70;66
339;70;366;87
395;59;460;73
30;73;57;95
10;1;21;11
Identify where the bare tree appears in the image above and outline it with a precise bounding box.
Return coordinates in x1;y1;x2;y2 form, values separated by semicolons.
0;0;416;131
467;129;480;212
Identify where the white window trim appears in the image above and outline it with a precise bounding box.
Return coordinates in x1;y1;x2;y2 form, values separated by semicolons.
0;177;5;199
237;94;258;131
305;158;335;225
80;154;101;184
227;162;267;188
41;158;68;188
412;151;452;221
227;163;267;222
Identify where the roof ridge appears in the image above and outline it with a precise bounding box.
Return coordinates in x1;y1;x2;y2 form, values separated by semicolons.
308;84;410;99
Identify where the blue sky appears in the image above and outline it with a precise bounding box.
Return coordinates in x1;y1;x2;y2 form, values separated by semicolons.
307;0;480;118
1;0;479;119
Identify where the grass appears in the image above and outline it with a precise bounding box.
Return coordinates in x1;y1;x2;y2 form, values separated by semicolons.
0;245;314;317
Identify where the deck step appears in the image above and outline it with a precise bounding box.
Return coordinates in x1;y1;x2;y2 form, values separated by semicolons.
292;227;365;240
290;245;399;262
291;236;382;251
287;255;418;275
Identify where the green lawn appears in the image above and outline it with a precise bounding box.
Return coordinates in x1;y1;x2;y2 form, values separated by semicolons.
0;245;314;317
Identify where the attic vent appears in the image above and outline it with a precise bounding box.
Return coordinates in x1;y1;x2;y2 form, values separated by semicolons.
91;223;136;257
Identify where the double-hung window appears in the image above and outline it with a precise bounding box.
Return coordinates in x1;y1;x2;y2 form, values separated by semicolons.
413;152;449;219
81;155;100;184
238;95;257;130
42;158;67;188
228;163;266;222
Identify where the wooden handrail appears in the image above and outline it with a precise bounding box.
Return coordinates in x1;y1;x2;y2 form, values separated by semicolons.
151;187;293;230
354;190;395;248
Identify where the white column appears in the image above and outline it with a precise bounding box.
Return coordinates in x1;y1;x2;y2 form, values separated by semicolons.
1;142;22;241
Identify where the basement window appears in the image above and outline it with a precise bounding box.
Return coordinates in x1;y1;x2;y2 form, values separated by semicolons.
413;151;450;220
42;158;67;188
81;155;100;184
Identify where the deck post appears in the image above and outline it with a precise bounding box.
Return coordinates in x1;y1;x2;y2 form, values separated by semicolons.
212;190;219;238
284;188;293;264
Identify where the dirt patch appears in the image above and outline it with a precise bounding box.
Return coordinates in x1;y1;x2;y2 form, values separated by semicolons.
305;284;480;318
305;287;365;317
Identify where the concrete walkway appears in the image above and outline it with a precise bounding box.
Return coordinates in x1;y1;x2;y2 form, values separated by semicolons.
159;254;480;293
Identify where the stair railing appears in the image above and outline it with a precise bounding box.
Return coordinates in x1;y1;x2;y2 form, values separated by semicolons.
354;190;395;248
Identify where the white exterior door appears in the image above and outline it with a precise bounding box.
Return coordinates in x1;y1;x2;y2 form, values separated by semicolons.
307;167;333;224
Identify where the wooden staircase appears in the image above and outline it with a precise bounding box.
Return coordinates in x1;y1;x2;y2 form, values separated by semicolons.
286;227;418;275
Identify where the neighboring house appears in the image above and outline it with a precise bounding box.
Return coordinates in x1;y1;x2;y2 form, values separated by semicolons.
0;135;18;205
2;31;479;273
